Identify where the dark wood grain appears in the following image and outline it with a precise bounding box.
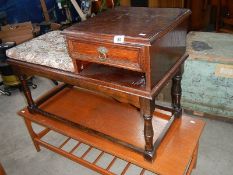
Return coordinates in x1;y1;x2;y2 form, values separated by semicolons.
68;39;143;72
19;75;36;113
139;98;156;160
62;7;191;45
171;69;182;116
64;7;190;96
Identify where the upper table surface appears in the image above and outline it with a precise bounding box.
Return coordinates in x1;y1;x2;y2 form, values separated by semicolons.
63;7;191;44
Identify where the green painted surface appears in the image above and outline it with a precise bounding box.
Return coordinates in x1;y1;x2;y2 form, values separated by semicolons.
182;60;233;117
187;32;233;62
181;32;233;118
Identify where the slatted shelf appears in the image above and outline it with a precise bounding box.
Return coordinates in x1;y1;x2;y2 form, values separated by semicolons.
36;127;157;175
19;106;204;175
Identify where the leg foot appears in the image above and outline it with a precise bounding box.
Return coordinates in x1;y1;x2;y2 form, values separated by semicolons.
140;98;155;160
19;75;36;113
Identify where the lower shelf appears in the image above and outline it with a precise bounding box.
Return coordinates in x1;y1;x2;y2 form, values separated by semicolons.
19;108;205;175
31;86;170;155
36;129;157;175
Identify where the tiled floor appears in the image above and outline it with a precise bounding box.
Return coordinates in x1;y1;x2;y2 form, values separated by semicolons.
0;77;232;175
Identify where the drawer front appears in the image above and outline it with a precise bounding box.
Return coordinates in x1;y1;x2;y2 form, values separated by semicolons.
68;40;143;72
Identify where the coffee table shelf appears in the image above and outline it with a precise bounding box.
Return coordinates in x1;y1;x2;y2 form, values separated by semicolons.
19;89;204;175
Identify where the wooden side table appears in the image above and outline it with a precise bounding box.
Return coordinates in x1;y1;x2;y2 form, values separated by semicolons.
8;7;191;161
63;7;191;160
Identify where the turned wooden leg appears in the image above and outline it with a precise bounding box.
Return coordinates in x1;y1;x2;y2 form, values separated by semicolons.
19;75;36;113
24;118;41;152
171;69;182;117
140;98;155;160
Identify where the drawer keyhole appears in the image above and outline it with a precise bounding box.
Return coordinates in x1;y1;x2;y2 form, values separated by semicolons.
98;47;108;62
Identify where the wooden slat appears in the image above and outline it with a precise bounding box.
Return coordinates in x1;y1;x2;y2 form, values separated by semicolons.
35;138;114;175
37;128;50;138
59;137;71;149
140;169;146;175
121;162;131;175
93;151;105;164
81;146;93;159
106;157;117;171
69;142;82;154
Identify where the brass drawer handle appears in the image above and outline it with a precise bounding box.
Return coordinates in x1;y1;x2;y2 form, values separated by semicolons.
97;47;108;62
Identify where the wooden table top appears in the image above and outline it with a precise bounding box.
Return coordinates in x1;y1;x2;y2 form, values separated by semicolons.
63;7;191;45
18;86;205;175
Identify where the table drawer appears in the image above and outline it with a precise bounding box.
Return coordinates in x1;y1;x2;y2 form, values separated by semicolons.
68;40;143;72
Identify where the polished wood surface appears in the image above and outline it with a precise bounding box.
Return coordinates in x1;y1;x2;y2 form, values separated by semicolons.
19;104;205;175
68;39;143;72
17;72;183;160
8;53;187;99
79;64;145;89
63;7;190;97
63;7;190;45
149;20;187;89
36;86;169;153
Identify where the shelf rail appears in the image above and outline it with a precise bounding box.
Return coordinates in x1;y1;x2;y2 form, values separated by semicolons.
34;127;157;175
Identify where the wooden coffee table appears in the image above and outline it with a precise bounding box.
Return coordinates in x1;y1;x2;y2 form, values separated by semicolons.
18;85;205;175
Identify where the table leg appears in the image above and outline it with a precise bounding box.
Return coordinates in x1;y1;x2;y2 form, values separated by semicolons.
171;69;182;117
23;118;41;152
193;142;199;169
186;142;199;175
139;98;155;160
19;75;36;113
0;162;6;175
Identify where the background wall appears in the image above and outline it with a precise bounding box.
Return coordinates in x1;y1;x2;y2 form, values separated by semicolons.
0;0;49;23
0;0;79;24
